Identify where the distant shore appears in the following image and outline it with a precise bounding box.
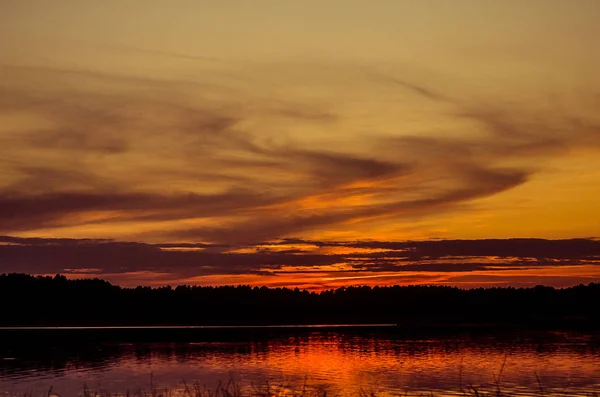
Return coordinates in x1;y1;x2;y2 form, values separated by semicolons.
2;273;600;329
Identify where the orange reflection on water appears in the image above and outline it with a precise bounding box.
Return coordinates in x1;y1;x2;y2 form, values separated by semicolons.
94;332;600;396
4;330;600;396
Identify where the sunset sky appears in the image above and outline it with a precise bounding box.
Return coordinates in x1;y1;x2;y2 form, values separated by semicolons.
1;1;599;289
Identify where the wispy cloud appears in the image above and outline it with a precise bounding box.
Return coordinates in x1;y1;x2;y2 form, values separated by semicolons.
1;58;599;246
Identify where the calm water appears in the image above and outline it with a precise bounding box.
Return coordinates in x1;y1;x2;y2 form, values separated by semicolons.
1;326;600;396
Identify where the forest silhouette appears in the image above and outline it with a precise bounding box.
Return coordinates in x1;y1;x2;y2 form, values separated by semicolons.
1;273;600;328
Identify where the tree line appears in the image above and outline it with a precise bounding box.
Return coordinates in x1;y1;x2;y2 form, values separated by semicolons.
1;273;599;327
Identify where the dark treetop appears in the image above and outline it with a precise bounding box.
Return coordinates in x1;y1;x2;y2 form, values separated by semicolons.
1;273;600;328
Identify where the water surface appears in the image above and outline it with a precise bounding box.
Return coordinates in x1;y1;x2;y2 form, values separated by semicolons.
1;326;599;396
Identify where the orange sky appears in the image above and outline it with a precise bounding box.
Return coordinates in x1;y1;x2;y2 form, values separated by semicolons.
1;1;599;288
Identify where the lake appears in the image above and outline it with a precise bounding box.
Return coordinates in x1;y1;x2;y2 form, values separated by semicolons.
1;326;599;396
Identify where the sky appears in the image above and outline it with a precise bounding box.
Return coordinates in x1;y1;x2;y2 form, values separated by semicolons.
1;0;599;289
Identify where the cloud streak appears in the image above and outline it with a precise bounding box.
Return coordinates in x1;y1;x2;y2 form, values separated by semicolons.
1;236;599;289
1;57;599;251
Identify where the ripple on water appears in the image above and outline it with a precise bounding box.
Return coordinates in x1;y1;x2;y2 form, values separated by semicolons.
1;329;600;395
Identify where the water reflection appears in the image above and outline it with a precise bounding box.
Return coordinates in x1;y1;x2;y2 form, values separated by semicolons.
1;328;600;396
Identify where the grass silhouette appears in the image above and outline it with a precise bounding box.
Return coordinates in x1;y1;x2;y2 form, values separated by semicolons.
5;376;600;397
